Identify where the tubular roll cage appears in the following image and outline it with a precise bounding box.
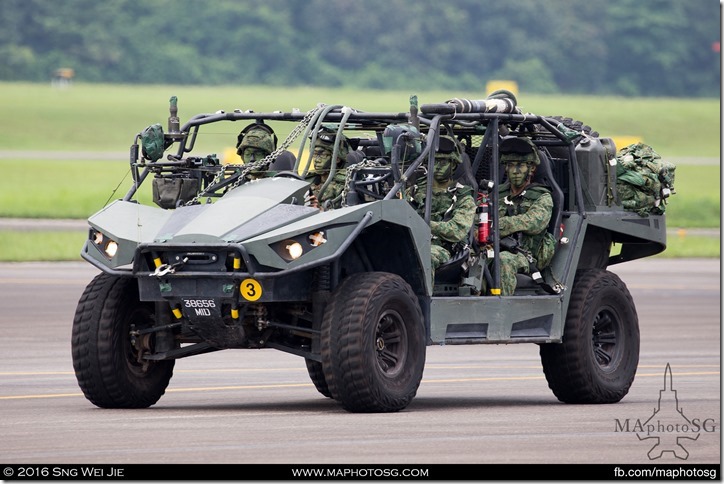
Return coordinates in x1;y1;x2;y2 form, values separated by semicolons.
118;105;584;296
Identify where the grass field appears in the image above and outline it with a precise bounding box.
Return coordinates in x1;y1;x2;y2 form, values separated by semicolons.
0;160;717;227
0;82;719;261
1;82;720;157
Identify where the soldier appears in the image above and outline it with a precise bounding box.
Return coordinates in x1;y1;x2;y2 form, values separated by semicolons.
236;122;277;163
305;128;350;210
495;137;554;296
410;135;476;274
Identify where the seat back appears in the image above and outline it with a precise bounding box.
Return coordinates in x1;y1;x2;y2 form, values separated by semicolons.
452;152;478;191
345;150;366;167
269;150;296;172
532;149;563;238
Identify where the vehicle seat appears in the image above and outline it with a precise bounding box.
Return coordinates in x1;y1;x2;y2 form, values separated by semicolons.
269;150;296;172
345;150;365;167
433;246;471;285
533;148;563;240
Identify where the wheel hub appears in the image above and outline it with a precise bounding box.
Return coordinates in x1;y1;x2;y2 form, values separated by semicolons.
375;310;408;376
591;309;621;370
376;337;385;351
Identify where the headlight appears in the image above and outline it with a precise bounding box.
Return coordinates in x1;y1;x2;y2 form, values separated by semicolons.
308;231;327;247
91;230;119;260
285;241;304;260
105;240;119;258
273;230;328;262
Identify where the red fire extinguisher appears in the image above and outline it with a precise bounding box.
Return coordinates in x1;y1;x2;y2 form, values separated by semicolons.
477;191;491;244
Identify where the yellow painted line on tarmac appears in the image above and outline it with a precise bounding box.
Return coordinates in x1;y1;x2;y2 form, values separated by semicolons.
2;364;719;376
424;375;546;383
624;283;720;291
0;278;91;285
638;364;721;369
425;364;721;370
1;365;718;378
0;392;84;400
175;368;305;374
633;371;720;378
0;371;717;401
0;371;75;376
166;383;312;393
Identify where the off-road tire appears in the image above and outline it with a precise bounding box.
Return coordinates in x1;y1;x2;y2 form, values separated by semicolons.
305;358;332;398
547;116;599;138
540;269;639;403
72;273;175;408
321;272;426;413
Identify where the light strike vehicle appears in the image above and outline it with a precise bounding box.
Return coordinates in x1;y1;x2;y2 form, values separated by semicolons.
72;93;666;412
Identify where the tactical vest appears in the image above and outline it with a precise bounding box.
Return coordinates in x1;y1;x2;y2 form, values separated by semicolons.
498;182;553;262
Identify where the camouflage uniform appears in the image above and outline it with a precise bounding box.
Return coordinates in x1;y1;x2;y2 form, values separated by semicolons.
309;170;348;210
307;130;350;210
411;181;476;272
496;182;553;295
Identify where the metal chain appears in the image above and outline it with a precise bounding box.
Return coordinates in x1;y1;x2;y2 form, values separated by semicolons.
184;106;323;206
339;158;386;208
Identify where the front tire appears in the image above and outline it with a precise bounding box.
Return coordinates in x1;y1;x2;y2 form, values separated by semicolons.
540;269;639;403
321;272;426;412
72;273;175;408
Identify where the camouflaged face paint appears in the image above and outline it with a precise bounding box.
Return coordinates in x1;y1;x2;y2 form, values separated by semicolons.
312;146;333;172
506;161;533;188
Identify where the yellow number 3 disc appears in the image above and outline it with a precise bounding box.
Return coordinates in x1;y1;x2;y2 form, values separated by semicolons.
240;278;262;301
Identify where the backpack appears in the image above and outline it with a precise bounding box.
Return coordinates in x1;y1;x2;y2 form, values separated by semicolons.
141;123;165;162
615;143;676;216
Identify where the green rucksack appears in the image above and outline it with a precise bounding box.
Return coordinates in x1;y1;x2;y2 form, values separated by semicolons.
615;143;676;216
141;123;165;162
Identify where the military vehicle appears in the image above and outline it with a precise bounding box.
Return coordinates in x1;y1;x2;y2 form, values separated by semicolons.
72;92;668;412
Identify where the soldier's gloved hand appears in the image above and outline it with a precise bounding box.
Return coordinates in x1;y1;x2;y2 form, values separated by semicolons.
500;236;519;252
304;193;319;209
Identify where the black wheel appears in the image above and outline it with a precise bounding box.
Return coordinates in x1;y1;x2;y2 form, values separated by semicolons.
540;269;639;404
72;273;175;408
321;272;426;413
305;358;332;398
547;116;599;138
542;116;600;168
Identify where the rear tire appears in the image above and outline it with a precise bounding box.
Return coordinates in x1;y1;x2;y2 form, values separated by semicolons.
321;272;426;412
540;269;639;403
72;273;174;408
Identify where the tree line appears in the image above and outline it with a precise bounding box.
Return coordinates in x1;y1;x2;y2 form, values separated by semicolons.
0;0;719;97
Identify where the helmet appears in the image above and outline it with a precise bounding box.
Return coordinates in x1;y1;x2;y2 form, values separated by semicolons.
236;123;277;157
432;135;461;183
499;137;540;166
312;126;350;169
382;123;422;161
435;135;462;165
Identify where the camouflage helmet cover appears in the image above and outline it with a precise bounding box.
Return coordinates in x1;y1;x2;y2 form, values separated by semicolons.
435;135;462;164
236;123;277;156
499;137;540;166
312;126;350;167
